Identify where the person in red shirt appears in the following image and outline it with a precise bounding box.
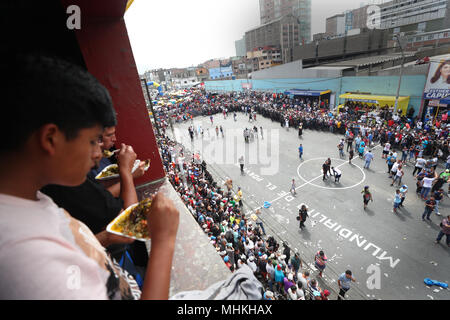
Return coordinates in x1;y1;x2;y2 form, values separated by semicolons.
321;289;331;300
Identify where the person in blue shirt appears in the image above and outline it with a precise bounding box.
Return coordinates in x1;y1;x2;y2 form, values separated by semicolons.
363;150;374;169
337;270;355;300
393;189;402;213
386;153;395;174
298;144;303;160
274;264;285;294
358;141;365;158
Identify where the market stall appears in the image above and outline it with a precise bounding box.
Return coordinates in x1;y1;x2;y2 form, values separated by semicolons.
338;93;410;115
284;89;332;109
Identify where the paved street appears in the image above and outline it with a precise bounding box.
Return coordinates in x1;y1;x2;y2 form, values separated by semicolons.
169;112;449;300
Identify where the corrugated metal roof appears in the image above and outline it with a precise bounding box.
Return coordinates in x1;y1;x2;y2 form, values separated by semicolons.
320;53;416;68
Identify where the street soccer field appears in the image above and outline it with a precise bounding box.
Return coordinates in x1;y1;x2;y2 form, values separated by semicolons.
169;112;449;300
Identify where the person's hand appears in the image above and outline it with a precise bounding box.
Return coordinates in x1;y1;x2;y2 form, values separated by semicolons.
147;192;179;244
132;160;147;179
117;143;137;175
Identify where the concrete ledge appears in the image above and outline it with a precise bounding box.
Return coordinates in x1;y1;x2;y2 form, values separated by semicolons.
136;178;231;297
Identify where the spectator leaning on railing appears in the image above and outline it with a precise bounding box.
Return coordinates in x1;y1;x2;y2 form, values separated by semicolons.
0;54;179;300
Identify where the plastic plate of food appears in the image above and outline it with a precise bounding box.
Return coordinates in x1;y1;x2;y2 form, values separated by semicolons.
106;198;152;241
95;160;147;180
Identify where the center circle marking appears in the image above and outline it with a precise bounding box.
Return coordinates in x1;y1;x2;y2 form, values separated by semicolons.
296;157;366;190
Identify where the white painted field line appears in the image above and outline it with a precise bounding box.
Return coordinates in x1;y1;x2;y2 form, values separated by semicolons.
246;159;350;215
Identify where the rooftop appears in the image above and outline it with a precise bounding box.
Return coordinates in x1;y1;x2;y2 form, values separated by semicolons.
316;53;416;69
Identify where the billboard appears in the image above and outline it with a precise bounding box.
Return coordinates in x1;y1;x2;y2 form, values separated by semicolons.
423;55;450;101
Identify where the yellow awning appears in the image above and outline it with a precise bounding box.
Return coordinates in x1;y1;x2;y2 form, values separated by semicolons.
339;93;410;114
321;90;331;95
339;93;409;103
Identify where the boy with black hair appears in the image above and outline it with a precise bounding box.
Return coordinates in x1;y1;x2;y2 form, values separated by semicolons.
0;54;179;299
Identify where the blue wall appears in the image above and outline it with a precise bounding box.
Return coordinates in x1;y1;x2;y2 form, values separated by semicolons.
205;75;426;115
208;66;233;80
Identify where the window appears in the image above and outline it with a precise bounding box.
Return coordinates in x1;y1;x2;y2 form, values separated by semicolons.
418;22;426;32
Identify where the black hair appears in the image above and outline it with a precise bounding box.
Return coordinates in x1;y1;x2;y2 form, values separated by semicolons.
345;270;352;276
1;53;117;155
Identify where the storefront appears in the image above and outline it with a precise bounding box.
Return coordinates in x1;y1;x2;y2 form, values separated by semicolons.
283;89;332;108
337;93;410;115
423;97;449;122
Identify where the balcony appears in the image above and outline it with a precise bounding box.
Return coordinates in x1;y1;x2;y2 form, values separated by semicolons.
136;178;231;296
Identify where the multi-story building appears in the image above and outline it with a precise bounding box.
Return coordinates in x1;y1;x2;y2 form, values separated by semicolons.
245;14;300;64
347;5;369;32
208;66;234;80
235;36;247;57
169;67;199;89
328;0;449;38
195;67;209;82
326;14;346;37
231;56;252;79
379;0;450;35
247;46;282;71
259;0;311;44
200;58;231;70
324;4;369;38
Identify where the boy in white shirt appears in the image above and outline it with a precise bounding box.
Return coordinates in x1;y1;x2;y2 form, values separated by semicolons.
0;54;179;300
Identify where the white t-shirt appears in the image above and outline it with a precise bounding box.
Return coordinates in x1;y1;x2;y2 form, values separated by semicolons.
297;275;308;292
422;177;435;188
391;162;399;173
415;158;426;168
0;192;140;300
288;287;298;300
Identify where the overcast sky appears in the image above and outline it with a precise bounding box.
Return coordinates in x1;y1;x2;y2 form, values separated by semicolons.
125;0;385;73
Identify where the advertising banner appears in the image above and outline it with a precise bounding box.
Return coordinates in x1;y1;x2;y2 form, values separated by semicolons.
423;55;450;100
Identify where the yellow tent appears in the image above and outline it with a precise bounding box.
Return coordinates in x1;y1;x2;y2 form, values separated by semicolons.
339;93;410;115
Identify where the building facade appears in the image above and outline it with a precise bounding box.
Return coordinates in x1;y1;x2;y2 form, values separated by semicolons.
259;0;311;44
196;67;209;82
235;36;247;57
208;66;234;80
247;46;282;72
326;14;346;37
379;0;449;34
231;57;252;79
245;14;300;64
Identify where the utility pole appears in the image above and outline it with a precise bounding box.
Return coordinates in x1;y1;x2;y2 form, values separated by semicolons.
393;34;405;115
141;78;161;136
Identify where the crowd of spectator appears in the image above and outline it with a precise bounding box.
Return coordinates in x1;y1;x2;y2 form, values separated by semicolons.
156;133;335;300
156;90;449;163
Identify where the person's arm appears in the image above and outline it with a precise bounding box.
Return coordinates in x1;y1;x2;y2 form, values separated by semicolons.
95;230;134;248
106;182;121;198
140;192;179;300
106;160;146;200
116;144;139;209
